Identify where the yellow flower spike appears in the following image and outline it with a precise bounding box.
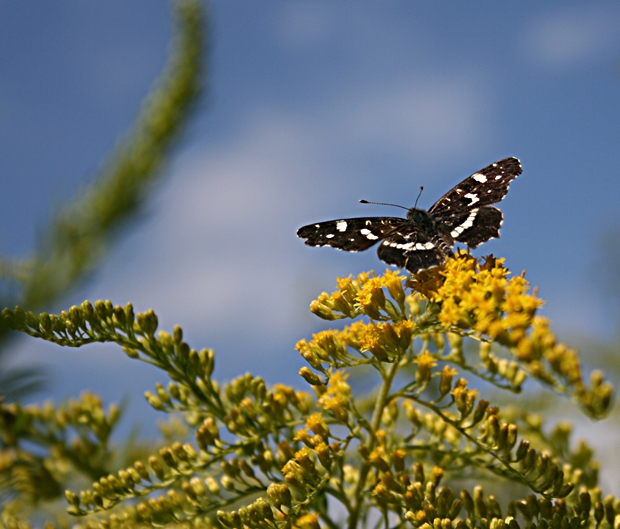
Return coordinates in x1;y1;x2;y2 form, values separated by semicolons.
381;399;399;426
294;427;314;447
318;394;349;423
508;327;527;345
310;277;366;320
318;371;351;422
306;412;330;441
391;449;407;473
295;513;321;529
291;447;319;477
331;290;355;317
368;446;390;473
312;330;348;362
439;365;458;398
327;370;351;396
299;366;324;386
336;275;361;305
338;320;367;349
406;292;423;316
414;350;437;386
296;339;327;372
376;320;415;353
309;294;338;320
382;268;406;307
378;322;401;351
356;277;387;320
267;483;292;511
413;254;549;351
358;323;390;362
376;428;388;445
403;400;423;428
314;442;332;470
356;270;373;284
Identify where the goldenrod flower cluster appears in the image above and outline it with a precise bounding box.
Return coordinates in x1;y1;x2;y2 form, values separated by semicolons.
301;253;611;418
1;254;617;529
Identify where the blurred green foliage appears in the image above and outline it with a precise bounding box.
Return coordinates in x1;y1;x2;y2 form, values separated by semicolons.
0;0;207;402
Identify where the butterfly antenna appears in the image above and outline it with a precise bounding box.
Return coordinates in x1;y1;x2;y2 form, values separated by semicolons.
414;186;423;208
358;199;409;211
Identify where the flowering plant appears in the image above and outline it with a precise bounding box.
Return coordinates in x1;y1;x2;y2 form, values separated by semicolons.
1;253;614;529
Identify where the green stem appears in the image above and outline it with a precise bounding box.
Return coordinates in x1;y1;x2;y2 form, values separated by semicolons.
347;360;400;529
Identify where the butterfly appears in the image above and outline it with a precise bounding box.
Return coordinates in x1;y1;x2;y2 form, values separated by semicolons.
296;157;521;274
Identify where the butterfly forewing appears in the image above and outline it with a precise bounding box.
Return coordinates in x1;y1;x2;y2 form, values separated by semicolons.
428;157;521;248
429;157;521;222
296;217;405;252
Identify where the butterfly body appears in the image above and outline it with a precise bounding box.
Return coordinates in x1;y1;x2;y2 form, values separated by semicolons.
297;157;522;274
406;208;440;235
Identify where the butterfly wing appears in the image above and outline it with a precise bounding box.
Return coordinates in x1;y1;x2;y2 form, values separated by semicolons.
429;157;521;248
297;217;405;252
377;228;447;273
297;157;520;270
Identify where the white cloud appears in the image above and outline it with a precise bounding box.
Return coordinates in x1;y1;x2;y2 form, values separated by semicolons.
85;111;324;347
523;5;620;69
83;70;492;357
334;78;488;162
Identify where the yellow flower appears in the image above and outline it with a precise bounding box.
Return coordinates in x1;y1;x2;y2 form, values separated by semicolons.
414;350;437;385
357;323;390;361
338;321;367;349
318;371;351;422
302;252;612;418
356;277;387;319
294;513;321;529
306;412;330;440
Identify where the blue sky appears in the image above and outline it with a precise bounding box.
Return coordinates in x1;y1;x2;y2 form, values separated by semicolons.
2;1;620;457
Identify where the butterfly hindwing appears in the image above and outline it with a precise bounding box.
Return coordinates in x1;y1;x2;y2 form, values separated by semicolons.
453;206;503;248
378;230;446;273
296;217;404;252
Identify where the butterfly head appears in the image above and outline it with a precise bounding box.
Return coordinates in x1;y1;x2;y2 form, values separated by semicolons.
406;207;435;231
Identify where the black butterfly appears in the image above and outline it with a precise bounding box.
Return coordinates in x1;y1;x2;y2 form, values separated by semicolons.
296;157;521;274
